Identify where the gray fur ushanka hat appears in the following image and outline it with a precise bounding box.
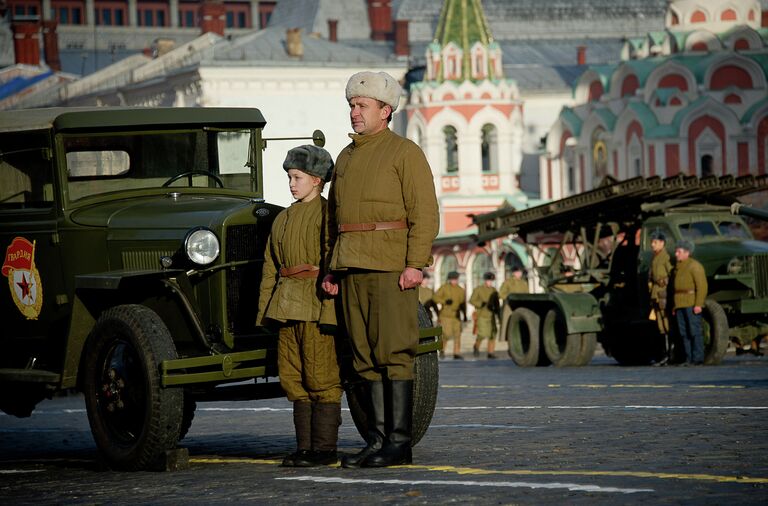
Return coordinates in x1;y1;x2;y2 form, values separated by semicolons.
283;145;334;182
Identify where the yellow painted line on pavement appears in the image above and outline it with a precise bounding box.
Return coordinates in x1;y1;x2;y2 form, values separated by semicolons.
448;384;748;390
188;457;768;485
401;464;768;485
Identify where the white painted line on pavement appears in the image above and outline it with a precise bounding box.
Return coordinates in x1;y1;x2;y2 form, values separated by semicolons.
439;405;768;411
430;424;541;429
275;475;654;494
0;469;45;474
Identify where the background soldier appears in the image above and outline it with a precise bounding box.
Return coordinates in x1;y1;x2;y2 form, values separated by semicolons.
433;271;466;359
470;272;500;359
672;240;708;365
499;266;528;301
419;273;439;323
649;231;673;365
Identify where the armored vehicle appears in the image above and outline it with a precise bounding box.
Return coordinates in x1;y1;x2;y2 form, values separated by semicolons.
0;107;440;470
474;175;768;367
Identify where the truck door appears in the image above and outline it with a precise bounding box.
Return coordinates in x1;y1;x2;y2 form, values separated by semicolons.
0;137;68;371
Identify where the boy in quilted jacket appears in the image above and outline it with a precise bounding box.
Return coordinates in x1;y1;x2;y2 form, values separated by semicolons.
257;145;341;467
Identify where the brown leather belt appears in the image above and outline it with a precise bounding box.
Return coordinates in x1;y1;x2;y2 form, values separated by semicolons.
675;289;695;294
338;220;407;233
279;264;320;279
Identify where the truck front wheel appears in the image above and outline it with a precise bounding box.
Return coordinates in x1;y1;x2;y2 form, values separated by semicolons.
82;304;183;470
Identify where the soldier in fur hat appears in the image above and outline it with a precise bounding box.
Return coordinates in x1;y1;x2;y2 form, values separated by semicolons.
257;144;342;467
673;239;708;365
321;71;439;468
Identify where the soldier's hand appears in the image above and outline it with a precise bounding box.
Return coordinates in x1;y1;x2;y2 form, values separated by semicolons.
321;274;339;296
399;267;423;291
693;306;703;314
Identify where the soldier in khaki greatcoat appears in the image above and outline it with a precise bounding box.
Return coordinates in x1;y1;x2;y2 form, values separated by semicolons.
257;145;341;467
321;71;439;468
432;271;466;359
649;230;673;365
499;266;528;301
672;240;708;365
470;272;500;359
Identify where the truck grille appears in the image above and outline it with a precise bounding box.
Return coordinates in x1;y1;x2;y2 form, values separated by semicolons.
755;254;768;298
225;224;263;334
122;250;174;270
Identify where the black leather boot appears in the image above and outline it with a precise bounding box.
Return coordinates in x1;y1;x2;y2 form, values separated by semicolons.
281;400;312;467
362;380;413;467
341;381;385;468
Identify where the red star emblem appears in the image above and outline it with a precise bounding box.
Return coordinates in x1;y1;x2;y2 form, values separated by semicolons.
16;272;31;300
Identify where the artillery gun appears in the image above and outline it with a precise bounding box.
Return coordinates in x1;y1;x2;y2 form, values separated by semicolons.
474;174;768;366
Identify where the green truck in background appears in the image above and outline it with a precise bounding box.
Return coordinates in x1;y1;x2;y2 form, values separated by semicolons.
474;175;768;367
0;107;440;471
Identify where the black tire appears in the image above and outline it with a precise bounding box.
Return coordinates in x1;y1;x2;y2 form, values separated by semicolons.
344;303;439;447
542;309;581;367
505;307;541;367
702;300;729;365
82;304;183;471
575;332;598;366
178;395;196;441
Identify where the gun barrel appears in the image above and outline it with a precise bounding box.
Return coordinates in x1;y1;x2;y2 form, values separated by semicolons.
731;202;768;221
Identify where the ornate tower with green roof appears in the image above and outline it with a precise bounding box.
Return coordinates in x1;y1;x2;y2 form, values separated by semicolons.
405;0;530;290
426;0;504;82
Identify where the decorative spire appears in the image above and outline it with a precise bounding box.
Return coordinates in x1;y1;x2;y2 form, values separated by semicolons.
427;0;502;83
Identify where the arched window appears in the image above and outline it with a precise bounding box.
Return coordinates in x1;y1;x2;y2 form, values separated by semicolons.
659;73;689;91
734;38;750;51
591;127;608;183
444;126;458;173
621;75;639;97
588;80;603;102
691;42;708;52
720;9;736;21
701;155;714;177
504;253;525;279
711;65;753;90
471;253;492;290
670;11;679;25
440;255;459;285
481;124;497;173
691;10;707;23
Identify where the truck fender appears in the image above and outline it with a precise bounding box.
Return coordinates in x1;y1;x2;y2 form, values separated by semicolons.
60;270;209;389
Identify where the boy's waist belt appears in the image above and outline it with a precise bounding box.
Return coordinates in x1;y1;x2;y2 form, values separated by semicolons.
338;220;407;232
279;264;320;278
675;289;695;294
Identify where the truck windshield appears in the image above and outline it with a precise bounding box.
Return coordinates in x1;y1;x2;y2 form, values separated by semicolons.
63;129;254;202
679;220;751;241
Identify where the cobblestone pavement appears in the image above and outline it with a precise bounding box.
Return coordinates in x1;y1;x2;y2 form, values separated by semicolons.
1;349;767;505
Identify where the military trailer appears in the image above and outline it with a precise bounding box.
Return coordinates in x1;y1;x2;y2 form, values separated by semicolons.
474;175;768;367
0;107;440;470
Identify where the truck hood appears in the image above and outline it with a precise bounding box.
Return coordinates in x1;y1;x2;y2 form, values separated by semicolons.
695;239;768;272
69;194;257;232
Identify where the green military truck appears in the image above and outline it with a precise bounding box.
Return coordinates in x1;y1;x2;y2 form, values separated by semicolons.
474;175;768;367
0;107;440;470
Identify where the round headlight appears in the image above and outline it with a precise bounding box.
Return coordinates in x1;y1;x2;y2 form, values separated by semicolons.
185;228;220;266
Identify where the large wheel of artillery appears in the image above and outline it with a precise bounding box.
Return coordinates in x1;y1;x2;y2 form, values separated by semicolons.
505;307;541;367
82;304;183;470
344;303;438;446
542;308;581;367
702;300;729;365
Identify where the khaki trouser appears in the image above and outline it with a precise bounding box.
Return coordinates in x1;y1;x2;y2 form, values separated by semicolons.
439;316;462;354
341;270;418;381
651;303;670;335
278;321;343;403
